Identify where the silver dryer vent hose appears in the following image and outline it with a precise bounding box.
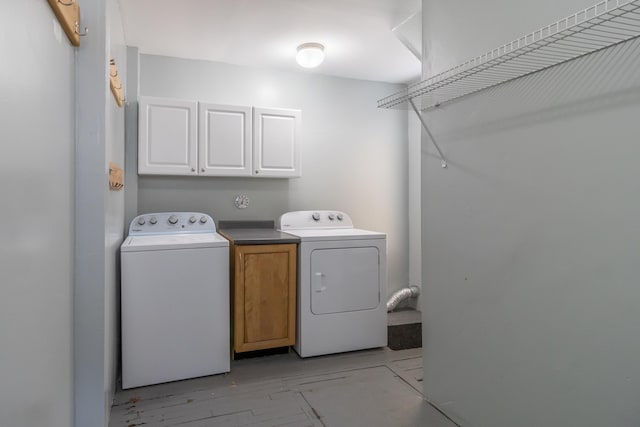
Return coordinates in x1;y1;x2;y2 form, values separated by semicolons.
386;286;420;312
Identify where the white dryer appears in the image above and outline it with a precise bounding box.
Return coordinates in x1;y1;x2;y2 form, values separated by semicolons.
277;211;387;357
120;212;229;389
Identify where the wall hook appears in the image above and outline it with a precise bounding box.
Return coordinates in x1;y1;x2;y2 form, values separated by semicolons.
74;21;88;36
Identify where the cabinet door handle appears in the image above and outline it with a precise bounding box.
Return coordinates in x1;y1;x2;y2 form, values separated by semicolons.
239;253;243;272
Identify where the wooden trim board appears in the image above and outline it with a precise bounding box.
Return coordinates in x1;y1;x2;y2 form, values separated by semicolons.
47;0;81;46
109;56;124;107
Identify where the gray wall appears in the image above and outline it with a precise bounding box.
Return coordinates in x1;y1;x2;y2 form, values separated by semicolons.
138;55;411;295
124;46;140;235
0;2;75;426
105;0;127;415
408;95;422;308
74;0;127;425
421;0;640;426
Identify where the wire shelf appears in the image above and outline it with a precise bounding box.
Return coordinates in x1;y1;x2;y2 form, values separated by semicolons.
378;0;640;110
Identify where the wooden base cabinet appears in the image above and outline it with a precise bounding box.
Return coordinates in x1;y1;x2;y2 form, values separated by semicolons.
232;244;296;353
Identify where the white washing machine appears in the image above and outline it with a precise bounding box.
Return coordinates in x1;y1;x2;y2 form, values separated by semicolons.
277;210;387;357
120;212;229;389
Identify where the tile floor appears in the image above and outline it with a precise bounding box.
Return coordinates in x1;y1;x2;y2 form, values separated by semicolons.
109;347;457;427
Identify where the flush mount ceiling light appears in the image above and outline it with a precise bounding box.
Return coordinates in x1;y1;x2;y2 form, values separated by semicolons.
296;43;325;68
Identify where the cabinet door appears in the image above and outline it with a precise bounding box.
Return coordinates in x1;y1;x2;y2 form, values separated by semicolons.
253;107;301;178
234;244;296;352
198;103;252;176
138;96;198;175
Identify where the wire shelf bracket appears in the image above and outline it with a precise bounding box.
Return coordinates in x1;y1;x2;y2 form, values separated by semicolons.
378;0;640;111
409;99;447;168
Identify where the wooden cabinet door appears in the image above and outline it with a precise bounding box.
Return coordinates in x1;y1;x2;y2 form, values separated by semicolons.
252;107;301;178
234;244;296;352
198;103;252;176
138;96;198;175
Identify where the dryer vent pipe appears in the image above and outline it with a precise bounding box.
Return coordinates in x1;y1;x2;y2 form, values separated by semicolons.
386;286;420;312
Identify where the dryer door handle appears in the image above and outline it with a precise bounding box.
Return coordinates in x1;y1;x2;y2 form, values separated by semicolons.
314;272;327;293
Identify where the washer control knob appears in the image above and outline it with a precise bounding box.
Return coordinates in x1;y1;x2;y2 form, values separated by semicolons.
199;216;208;224
312;212;320;221
137;217;146;225
328;213;335;221
189;216;197;224
149;217;157;225
168;215;178;225
337;213;344;221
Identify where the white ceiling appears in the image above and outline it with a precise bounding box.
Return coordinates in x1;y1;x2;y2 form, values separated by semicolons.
117;0;422;84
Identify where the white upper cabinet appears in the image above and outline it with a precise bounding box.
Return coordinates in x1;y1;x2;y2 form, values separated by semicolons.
253;107;301;178
138;97;198;175
199;103;252;176
139;97;301;178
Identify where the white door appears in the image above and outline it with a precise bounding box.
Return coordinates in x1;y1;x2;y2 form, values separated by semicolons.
198;103;252;176
138;96;198;175
310;247;381;315
253;107;301;177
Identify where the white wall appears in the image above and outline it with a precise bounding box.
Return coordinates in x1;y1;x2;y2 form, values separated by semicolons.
421;1;640;426
0;2;74;427
137;55;411;296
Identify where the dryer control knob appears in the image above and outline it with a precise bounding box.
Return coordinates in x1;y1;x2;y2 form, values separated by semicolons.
337;213;344;221
312;212;320;221
328;213;335;220
189;216;197;224
149;217;157;225
168;215;178;225
199;216;208;224
137;217;146;225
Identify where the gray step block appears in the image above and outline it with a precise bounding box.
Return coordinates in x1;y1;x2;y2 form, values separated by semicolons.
387;309;422;351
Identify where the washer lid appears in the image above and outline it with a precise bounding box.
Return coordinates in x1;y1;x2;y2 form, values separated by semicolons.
121;233;229;252
282;228;385;242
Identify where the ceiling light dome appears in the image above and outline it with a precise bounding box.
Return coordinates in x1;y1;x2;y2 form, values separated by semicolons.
296;43;325;68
